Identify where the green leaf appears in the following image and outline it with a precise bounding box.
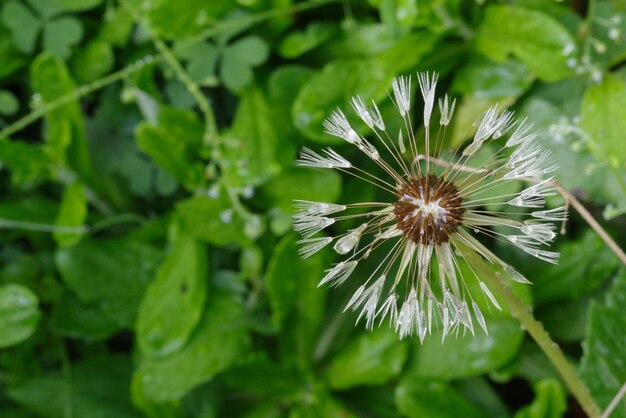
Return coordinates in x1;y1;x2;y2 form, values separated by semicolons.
132;293;249;402
475;5;575;82
146;0;236;39
53;182;87;247
222;87;282;187
0;284;40;348
265;234;328;368
0;89;19;115
57;0;102;12
8;354;140;418
408;316;524;380
52;289;120;340
580;73;626;168
135;106;205;189
55;237;163;327
259;167;342;212
293;32;438;143
514;378;566;418
579;270;626;417
452;56;533;100
0;140;50;186
1;1;40;54
71;39;114;83
137;231;208;358
30;54;97;187
42;16;83;59
228;36;269;67
278;22;338;58
175;191;249;247
223;355;302;397
0;24;28;79
526;231;618;305
174;41;219;84
395;378;489;418
325;327;408;390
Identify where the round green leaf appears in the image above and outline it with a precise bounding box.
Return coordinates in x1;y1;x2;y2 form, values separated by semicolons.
0;284;40;348
0;90;19;115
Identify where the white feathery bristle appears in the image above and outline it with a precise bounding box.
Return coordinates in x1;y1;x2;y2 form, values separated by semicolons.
507;235;560;263
377;293;398;326
506;118;538;147
297;237;333;259
319;261;358;287
479;281;502;311
417;72;438;128
358;138;380;160
438;94;456;127
351;95;373;129
437;243;460;296
531;205;568;222
508;178;556;208
293;215;334;238
520;221;557;244
294;200;346;217
368;99;385;130
323;109;361;144
375;224;403;239
504;146;557;179
297;147;351;169
398;130;406;153
392;75;411;117
333;223;367;254
472;301;488;334
501;264;532;284
355;275;386;330
396;288;418;339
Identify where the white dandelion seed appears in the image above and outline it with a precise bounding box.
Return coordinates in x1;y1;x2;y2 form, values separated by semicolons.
294;72;565;341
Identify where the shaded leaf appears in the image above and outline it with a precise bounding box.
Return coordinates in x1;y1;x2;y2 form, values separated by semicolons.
395;377;489;418
53;182;87;247
133;293;249;402
579;270;626;417
137;230;208;358
514;378;566;418
325;327;408;390
55;237;163;327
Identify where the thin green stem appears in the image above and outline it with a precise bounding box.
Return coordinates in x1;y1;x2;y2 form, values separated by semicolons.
457;240;602;418
188;0;338;44
0;58;155;141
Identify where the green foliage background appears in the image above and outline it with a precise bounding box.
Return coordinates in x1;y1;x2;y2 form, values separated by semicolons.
0;0;625;417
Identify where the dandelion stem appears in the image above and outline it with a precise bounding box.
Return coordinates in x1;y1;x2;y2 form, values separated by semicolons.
458;241;602;418
601;379;626;418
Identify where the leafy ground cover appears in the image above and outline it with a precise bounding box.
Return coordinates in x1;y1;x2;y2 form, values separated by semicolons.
0;0;625;417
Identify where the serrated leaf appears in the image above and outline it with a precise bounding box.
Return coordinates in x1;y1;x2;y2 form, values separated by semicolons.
136;230;208;358
132;293;249;402
325;327;408;390
55;237;163;327
580;73;626;168
475;5;575;82
579;270;626;417
0;284;40;348
395;378;489;418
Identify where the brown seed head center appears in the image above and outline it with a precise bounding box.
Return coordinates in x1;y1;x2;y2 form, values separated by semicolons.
393;174;464;245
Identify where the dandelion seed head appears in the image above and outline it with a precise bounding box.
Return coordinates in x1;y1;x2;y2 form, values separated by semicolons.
294;71;564;341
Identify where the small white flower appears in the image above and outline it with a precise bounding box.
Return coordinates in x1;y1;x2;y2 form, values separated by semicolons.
295;72;565;341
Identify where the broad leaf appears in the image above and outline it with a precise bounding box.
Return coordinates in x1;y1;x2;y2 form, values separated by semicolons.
0;284;40;348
